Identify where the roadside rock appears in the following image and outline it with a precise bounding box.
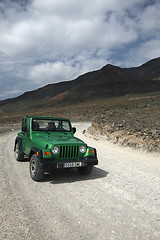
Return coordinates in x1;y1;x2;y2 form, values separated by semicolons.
87;107;160;153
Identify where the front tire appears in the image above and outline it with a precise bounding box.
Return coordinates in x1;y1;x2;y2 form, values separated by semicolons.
30;154;44;181
15;142;24;161
78;165;93;175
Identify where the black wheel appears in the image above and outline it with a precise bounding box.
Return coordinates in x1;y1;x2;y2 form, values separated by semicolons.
15;142;24;161
78;165;93;175
30;154;44;181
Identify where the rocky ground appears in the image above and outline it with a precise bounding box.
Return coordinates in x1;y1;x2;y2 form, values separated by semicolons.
87;93;160;153
88;103;159;152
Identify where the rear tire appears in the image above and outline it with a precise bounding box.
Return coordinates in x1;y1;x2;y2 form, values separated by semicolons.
30;154;45;181
15;142;24;161
78;165;93;175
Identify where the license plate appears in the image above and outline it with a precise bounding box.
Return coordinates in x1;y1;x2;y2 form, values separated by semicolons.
63;162;82;168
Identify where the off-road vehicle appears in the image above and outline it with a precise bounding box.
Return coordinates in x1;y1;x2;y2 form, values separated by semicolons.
14;116;98;181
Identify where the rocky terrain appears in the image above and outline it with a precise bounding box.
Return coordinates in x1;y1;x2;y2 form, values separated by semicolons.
87;93;160;153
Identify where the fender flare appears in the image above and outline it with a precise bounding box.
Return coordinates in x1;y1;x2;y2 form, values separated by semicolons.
29;147;43;159
14;137;23;151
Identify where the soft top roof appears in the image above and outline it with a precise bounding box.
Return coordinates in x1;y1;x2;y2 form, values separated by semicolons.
23;116;70;121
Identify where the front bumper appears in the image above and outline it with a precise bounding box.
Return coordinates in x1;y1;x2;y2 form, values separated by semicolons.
39;156;98;171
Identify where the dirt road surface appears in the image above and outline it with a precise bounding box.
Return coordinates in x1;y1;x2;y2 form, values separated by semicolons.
0;122;160;240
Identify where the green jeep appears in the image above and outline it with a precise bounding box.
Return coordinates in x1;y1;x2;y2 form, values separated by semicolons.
14;116;98;181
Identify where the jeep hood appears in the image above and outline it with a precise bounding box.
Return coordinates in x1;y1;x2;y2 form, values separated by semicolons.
32;133;85;149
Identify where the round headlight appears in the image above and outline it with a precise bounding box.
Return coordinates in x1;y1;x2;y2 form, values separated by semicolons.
79;146;86;153
52;146;60;154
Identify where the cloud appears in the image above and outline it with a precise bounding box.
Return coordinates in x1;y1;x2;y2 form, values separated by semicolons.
28;55;107;85
0;0;142;57
125;39;160;67
0;0;160;99
28;62;77;85
0;89;22;100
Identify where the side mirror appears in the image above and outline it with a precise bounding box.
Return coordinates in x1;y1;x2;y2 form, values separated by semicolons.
72;127;76;134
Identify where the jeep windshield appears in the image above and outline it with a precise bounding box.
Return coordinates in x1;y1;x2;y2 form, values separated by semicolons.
32;119;72;132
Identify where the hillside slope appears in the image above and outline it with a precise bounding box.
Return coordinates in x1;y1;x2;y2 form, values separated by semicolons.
0;57;160;113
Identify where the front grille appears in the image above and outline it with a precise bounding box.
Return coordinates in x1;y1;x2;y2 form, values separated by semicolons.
60;145;79;159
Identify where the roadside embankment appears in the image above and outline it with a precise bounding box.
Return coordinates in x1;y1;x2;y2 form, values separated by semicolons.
87;106;160;153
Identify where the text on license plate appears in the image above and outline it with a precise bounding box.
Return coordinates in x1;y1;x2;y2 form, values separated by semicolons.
64;162;82;168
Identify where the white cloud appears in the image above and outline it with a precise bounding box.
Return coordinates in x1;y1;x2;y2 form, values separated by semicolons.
136;2;160;38
126;39;160;67
32;0;144;17
0;0;142;57
0;89;22;100
28;62;75;85
28;55;107;86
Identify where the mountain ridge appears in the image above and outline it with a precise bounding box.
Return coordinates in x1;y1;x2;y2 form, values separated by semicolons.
0;57;160;113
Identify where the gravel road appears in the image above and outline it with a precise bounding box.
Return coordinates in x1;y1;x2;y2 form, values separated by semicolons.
0;122;160;240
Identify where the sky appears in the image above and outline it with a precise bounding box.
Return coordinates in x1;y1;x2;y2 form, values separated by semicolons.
0;0;160;100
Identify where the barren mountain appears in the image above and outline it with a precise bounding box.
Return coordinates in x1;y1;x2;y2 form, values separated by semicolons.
0;57;160;114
